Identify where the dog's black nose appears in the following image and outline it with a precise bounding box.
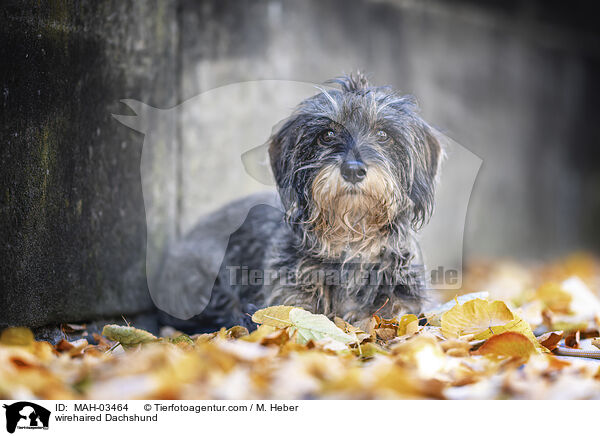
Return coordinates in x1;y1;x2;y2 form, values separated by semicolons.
340;160;367;184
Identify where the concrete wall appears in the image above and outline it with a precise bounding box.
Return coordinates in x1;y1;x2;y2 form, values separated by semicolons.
0;1;177;328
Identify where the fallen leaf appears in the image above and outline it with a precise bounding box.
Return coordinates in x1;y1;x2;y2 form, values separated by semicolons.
391;335;447;378
0;327;35;346
56;339;89;356
62;323;87;333
192;332;218;343
101;325;158;348
334;317;371;344
536;331;563;351
564;331;580;349
92;333;114;350
2;257;600;401
535;282;572;313
226;326;249;339
375;328;397;341
375;316;399;330
441;299;514;339
352;341;389;358
440;339;472;357
216;339;278;361
259;329;290;347
240;325;277;343
289;308;354;345
398;314;419;336
251;306;297;328
366;316;379;337
425;292;489;326
56;339;75;352
474;332;536;359
441;299;545;353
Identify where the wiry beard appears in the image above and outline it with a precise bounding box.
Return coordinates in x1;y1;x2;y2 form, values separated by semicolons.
304;163;411;259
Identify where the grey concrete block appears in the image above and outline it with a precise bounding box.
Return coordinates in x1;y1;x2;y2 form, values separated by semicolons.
0;1;178;328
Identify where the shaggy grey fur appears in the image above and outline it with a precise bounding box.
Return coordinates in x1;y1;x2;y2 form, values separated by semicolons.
157;73;441;332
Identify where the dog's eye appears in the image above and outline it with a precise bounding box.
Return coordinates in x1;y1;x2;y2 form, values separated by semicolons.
319;130;336;143
376;130;390;143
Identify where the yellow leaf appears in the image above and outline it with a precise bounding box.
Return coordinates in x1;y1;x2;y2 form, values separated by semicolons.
474;331;536;359
441;299;545;353
101;324;158;348
441;299;514;339
397;314;419;336
391;335;446;378
0;327;35;346
473;315;546;353
240;324;277;342
535;282;572;313
424;291;489;326
352;341;389;358
252;306;354;346
472;315;523;339
251;305;298;328
550;320;589;333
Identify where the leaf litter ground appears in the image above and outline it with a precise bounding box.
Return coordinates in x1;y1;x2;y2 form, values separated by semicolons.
2;254;600;399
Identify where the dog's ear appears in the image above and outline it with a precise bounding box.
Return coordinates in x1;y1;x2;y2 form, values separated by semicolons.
268;118;294;188
268;114;312;188
409;121;442;229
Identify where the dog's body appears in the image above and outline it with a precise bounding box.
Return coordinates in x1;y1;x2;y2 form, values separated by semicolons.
157;73;441;331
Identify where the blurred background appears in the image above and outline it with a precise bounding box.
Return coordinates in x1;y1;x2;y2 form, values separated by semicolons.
1;0;599;332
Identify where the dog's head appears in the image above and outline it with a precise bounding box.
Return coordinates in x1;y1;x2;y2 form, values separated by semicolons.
269;73;441;258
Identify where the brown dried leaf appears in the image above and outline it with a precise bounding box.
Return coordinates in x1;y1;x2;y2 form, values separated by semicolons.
366;316;379;338
334;317;371;344
92;332;115;350
56;339;89;356
259;329;290;347
55;339;75;352
375;328;397;341
62;323;87;333
564;330;580;349
536;331;563;351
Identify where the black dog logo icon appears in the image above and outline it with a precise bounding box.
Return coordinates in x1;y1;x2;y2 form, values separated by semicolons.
2;402;50;433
